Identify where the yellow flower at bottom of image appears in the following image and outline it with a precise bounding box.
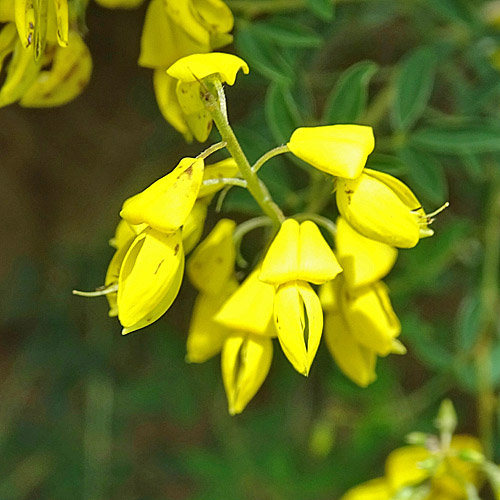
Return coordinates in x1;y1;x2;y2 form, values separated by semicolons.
340;436;483;500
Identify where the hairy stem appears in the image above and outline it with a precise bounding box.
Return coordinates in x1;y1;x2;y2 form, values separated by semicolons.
205;77;284;227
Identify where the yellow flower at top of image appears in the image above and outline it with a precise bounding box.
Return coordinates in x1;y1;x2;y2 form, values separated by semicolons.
340;435;483;500
259;219;342;376
0;0;92;109
166;52;249;142
137;0;234;140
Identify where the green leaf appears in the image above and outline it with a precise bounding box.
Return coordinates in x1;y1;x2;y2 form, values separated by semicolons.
366;153;408;176
235;27;293;83
411;122;500;154
455;293;482;352
398;147;448;206
307;0;334;21
392;47;438;131
323;60;378;124
249;18;322;48
426;0;477;25
265;82;302;144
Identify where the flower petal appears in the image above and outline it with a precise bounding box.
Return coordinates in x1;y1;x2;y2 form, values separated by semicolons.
287;125;374;179
344;281;401;356
182;199;208;254
153;70;192;141
186;280;237;363
274;281;323;376
120;157;204;232
20;32;92;107
187;218;236;295
339;478;390;500
323;309;377;387
215;267;276;336
336;173;420;248
118;228;184;333
260;219;342;285
335;216;397;288
167;52;249;85
221;333;273;415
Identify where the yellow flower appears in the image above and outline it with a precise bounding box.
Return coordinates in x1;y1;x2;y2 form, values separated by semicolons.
20;31;92;107
274;280;323;376
335;216;398;289
336;168;433;248
340;436;483;500
105;220;146;317
182;199;209;254
188;219;236;295
259;219;342;376
167;52;249;85
138;0;233;139
221;332;273;415
186;280;237;363
259;219;342;285
120;157;205;233
215;267;276;337
139;0;233;69
14;0;69;56
0;22;91;108
287;125;375;179
320;217;401;386
167;52;249;142
118;227;184;335
186;219;237;363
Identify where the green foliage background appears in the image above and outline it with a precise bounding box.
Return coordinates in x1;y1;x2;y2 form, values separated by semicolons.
2;0;500;498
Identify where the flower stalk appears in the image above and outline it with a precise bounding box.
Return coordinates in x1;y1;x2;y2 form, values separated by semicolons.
204;77;285;228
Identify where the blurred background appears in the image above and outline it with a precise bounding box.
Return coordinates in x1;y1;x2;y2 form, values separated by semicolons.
2;0;500;498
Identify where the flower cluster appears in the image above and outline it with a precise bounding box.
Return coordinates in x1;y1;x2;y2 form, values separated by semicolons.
75;54;443;415
0;0;92;107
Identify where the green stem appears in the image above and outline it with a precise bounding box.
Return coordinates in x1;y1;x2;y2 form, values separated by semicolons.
476;164;500;459
197;141;227;160
202;177;248;189
205;78;285;227
252;145;289;173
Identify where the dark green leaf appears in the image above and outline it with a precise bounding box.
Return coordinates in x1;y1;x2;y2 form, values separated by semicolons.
411;122;500;154
426;0;477;25
265;83;302;144
235;27;293;83
398;147;448;205
250;18;322;48
392;47;437;131
455;293;482;352
307;0;334;21
323;61;378;124
366;153;408;176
